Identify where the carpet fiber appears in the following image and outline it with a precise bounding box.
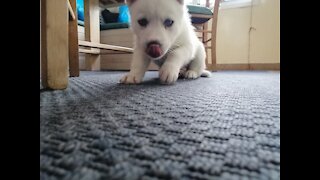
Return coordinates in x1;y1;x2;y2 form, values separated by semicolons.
40;71;280;180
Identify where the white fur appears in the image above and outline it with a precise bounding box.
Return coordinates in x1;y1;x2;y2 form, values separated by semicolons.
120;0;211;84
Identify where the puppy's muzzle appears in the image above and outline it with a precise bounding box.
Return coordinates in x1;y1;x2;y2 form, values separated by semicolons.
146;41;162;58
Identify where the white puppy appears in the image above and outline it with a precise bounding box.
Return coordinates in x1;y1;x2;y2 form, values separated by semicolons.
120;0;211;84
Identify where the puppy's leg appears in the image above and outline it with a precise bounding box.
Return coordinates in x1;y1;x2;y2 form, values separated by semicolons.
159;47;190;84
120;50;150;84
184;43;206;79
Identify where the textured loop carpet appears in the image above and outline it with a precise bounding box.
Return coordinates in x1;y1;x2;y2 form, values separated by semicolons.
40;71;280;180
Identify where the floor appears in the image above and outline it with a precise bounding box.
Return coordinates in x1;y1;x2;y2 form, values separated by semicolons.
40;71;280;180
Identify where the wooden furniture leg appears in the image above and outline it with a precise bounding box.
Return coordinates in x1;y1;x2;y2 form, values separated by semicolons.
68;0;80;77
84;0;101;71
203;23;209;69
210;0;221;71
41;0;69;89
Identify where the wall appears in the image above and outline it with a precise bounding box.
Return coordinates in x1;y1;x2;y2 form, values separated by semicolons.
213;0;280;65
216;6;252;64
249;0;280;64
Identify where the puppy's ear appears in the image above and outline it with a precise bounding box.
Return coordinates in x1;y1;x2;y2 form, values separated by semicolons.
125;0;137;6
177;0;184;5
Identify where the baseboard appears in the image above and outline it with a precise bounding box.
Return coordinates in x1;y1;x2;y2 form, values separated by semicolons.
81;61;280;71
216;63;280;70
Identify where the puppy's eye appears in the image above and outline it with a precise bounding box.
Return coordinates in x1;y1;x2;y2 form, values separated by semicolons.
164;19;174;27
138;18;148;27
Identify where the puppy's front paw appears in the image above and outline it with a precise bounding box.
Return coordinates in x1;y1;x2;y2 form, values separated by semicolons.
184;70;200;79
159;67;179;84
120;73;142;84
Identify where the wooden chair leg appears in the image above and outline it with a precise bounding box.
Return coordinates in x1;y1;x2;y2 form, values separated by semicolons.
41;0;69;89
202;23;210;69
210;0;221;72
84;0;101;71
68;0;80;77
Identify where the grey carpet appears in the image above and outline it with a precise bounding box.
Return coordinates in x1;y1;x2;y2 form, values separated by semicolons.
40;71;280;180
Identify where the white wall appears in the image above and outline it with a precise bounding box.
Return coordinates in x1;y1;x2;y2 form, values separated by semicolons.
215;0;280;64
249;0;280;63
216;6;252;64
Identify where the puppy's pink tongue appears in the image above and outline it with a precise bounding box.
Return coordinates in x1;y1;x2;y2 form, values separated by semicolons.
147;44;162;58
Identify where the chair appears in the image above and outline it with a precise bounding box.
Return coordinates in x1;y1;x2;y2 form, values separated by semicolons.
41;0;132;90
188;0;221;71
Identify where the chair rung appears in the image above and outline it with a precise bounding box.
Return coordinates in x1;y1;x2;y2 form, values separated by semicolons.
195;30;212;33
67;0;76;20
79;41;133;53
79;49;100;54
204;38;212;43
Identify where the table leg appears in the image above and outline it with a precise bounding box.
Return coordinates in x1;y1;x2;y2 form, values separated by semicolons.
41;0;69;89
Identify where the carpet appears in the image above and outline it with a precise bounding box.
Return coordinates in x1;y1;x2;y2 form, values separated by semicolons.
40;71;280;180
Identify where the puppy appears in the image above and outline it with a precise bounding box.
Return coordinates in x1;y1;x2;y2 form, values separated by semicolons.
120;0;211;84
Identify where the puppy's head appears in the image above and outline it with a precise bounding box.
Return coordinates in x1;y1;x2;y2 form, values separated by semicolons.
126;0;185;60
